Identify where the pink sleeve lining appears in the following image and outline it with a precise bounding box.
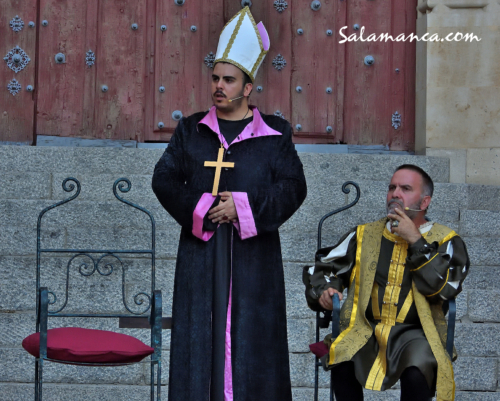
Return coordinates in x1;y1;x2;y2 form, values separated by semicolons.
192;193;217;241
232;192;257;240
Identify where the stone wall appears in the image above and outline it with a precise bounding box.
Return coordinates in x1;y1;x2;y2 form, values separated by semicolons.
415;0;500;185
0;146;498;400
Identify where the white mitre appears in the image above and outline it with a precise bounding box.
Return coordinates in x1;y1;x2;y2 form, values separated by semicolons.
214;6;270;82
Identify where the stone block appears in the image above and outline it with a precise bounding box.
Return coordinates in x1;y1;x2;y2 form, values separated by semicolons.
462;238;500;266
460;211;500;237
289;352;330;388
286;284;317;320
455;392;500;401
0;256;37;311
0;226;63;256
0;146;165;175
51;174;158;203
455;324;500;357
293;388;401;401
468;184;500;211
0;348;145;384
0;383;158;401
468;290;500;323
287;319;315;353
426;149;467;184
467;148;500;186
463;266;500;291
298;153;449;183
0;199;177;234
456;291;468;321
0;173;51;200
453;357;498;391
0;255;174;314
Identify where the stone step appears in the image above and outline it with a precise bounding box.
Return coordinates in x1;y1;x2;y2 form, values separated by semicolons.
0;145;451;182
0;383;497;401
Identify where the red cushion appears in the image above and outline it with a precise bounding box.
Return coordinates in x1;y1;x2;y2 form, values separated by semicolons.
309;341;329;358
22;327;154;364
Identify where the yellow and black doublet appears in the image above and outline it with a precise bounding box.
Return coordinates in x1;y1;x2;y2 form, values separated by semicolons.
303;218;469;401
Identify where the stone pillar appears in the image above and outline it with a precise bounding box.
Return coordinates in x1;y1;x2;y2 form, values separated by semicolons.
415;0;500;185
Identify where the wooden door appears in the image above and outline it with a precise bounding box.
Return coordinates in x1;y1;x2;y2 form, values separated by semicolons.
0;1;416;150
0;2;37;144
342;0;416;150
290;0;347;144
36;0;147;141
148;0;224;141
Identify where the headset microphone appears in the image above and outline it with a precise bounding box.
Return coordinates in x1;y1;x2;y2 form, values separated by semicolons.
405;207;424;212
228;95;245;103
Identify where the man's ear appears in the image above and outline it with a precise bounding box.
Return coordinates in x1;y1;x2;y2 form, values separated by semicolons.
420;195;432;211
244;83;253;97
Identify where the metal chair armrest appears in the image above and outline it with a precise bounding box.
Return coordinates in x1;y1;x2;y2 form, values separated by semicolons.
331;293;341;339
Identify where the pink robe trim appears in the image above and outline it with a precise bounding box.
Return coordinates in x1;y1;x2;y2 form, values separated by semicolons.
232;192;257;240
224;281;233;401
197;106;282;150
192;193;217;241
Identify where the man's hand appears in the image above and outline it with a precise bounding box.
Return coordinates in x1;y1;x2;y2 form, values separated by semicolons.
208;191;238;223
387;208;422;245
319;287;343;310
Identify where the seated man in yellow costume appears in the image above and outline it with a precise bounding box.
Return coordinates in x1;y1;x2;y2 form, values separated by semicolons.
303;164;469;401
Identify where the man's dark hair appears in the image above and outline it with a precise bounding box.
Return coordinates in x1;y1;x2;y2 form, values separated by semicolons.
395;164;434;197
242;71;252;95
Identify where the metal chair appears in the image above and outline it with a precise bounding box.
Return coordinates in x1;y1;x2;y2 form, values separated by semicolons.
30;178;164;400
312;181;456;401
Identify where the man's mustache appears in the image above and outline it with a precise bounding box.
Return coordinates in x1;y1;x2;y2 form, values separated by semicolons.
387;199;404;208
213;91;226;98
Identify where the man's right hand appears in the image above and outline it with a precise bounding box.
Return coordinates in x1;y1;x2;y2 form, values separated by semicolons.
319;287;343;310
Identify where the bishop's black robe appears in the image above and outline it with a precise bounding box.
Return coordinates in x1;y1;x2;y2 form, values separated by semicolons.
152;106;307;401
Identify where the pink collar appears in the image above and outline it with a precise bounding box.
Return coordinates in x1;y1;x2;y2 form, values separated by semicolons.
197;106;282;149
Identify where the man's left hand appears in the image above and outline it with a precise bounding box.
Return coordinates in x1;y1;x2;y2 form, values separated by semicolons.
387;208;422;245
208;191;238;223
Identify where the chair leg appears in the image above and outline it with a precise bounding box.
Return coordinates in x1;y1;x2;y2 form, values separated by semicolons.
150;363;154;401
157;361;161;401
34;359;39;401
330;369;335;401
39;359;44;401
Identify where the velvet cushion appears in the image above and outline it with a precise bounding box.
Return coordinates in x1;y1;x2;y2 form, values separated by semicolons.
22;327;154;364
309;341;329;358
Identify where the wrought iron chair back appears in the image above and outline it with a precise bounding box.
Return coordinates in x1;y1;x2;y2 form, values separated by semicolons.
33;177;162;400
312;181;456;401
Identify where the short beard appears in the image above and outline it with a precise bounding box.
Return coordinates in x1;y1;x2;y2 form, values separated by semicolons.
386;198;423;219
213;88;245;111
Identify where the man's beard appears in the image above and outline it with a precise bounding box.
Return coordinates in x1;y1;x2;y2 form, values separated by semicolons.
213;89;244;110
386;199;423;219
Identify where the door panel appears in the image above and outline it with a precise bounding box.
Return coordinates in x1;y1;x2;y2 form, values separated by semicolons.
0;1;37;143
37;0;91;137
149;0;224;141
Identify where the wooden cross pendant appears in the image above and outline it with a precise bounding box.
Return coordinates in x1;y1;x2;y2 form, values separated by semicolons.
204;145;235;196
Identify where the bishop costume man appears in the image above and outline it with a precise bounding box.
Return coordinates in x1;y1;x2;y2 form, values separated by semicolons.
152;7;307;401
303;165;469;401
